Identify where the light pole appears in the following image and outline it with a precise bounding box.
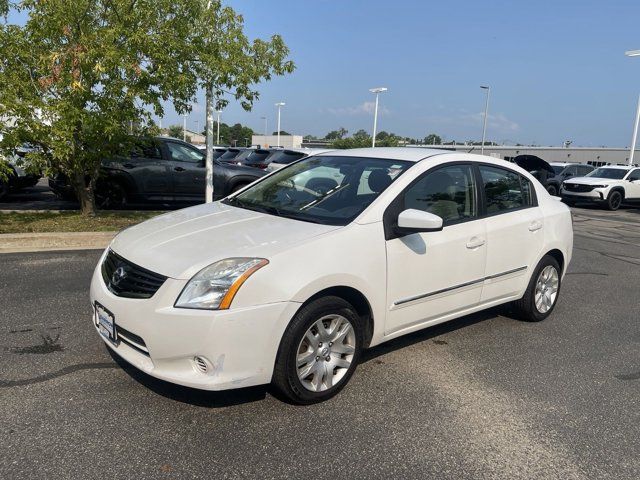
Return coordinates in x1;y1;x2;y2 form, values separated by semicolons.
216;110;222;144
369;87;387;147
275;102;285;147
624;50;640;165
480;85;490;154
182;114;188;142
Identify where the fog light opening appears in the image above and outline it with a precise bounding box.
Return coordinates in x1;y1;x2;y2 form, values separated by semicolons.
193;356;210;374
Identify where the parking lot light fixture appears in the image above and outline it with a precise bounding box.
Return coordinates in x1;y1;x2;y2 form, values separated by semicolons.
275;102;285;147
369;87;387;147
625;50;640;165
480;86;490;155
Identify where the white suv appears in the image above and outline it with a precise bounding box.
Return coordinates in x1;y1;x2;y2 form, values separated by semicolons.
560;165;640;210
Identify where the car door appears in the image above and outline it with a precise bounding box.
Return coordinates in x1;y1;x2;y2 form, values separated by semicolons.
384;163;487;336
111;139;171;203
163;140;206;203
625;168;640;200
478;164;544;303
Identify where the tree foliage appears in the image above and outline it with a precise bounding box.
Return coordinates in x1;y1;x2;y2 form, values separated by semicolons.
324;127;348;140
424;133;442;145
0;0;294;214
331;130;400;149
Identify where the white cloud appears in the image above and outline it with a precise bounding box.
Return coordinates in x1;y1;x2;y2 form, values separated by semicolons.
327;101;390;116
424;110;519;133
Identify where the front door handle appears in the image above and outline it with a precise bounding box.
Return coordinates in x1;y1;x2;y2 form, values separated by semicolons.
528;220;543;232
174;166;185;172
466;237;485;249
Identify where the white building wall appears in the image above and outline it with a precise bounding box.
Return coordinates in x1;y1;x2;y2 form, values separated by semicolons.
416;145;635;166
252;135;303;149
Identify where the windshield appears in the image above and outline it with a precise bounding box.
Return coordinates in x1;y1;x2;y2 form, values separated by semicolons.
586;167;628;180
552;165;565;175
223;156;412;225
268;151;306;165
219;149;243;160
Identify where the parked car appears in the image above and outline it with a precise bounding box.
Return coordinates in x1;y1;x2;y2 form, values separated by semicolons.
560;165;640;210
49;136;265;208
212;159;267;200
240;148;280;169
546;163;595;196
0;148;42;199
265;148;334;172
217;147;255;164
91;147;573;404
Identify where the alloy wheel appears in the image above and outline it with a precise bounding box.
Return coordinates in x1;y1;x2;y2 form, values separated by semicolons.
534;265;559;313
296;314;356;392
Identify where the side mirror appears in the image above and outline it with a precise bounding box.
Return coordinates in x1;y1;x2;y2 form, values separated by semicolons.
395;209;443;236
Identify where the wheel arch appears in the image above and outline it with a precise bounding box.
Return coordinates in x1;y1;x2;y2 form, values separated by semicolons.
544;248;565;274
300;286;375;348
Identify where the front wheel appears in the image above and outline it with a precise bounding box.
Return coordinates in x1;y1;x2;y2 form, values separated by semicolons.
511;255;561;322
546;184;558;196
272;296;364;404
605;190;622;211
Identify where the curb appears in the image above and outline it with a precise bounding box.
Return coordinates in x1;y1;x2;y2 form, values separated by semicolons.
0;231;116;254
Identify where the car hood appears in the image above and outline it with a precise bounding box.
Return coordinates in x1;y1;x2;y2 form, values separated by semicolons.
564;176;622;185
109;202;341;279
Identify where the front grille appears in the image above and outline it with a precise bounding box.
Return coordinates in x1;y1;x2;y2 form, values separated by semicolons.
102;250;167;299
564;183;594;193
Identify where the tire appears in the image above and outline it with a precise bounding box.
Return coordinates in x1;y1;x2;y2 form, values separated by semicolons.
231;182;248;193
95;182;127;210
546;184;558;196
511;255;561;322
605;190;623;211
272;296;364;404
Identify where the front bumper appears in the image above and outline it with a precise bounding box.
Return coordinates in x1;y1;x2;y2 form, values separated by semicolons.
90;259;300;390
560;190;605;203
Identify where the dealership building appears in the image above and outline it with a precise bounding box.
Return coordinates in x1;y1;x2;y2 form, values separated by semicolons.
413;145;635;167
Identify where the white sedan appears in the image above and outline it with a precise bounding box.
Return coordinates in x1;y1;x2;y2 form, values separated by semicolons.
91;148;573;404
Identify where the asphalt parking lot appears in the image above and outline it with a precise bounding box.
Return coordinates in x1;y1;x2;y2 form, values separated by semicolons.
1;206;639;479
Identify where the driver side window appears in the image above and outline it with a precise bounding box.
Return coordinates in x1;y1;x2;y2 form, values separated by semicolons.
166;142;204;163
402;164;477;226
628;169;640;181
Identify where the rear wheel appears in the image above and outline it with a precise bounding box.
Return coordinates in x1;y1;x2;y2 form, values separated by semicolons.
546;184;558;196
605;190;622;211
95;182;127;210
272;296;363;404
512;255;561;322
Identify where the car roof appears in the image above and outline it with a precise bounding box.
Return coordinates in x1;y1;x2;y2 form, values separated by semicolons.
315;147;451;162
598;165;633;170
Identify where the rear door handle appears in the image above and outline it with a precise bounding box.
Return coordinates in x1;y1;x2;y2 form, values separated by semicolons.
528;220;543;232
466;237;485;249
174;166;185;172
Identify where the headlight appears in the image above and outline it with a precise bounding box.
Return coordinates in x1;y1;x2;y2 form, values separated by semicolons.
175;258;268;310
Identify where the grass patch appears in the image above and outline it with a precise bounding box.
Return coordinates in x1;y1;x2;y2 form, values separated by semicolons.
0;211;162;234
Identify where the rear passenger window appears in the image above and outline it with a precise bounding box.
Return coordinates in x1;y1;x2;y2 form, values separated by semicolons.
479;165;534;214
402;164;477;225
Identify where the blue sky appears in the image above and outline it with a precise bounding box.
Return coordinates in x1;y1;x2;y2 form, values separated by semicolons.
8;1;640;146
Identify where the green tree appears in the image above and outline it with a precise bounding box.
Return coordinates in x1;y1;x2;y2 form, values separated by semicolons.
0;0;294;215
424;133;442;145
324;127;348;140
352;129;369;140
167;125;184;139
272;130;291;136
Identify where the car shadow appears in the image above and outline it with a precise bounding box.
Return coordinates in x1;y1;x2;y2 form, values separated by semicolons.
361;306;507;364
106;347;268;408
